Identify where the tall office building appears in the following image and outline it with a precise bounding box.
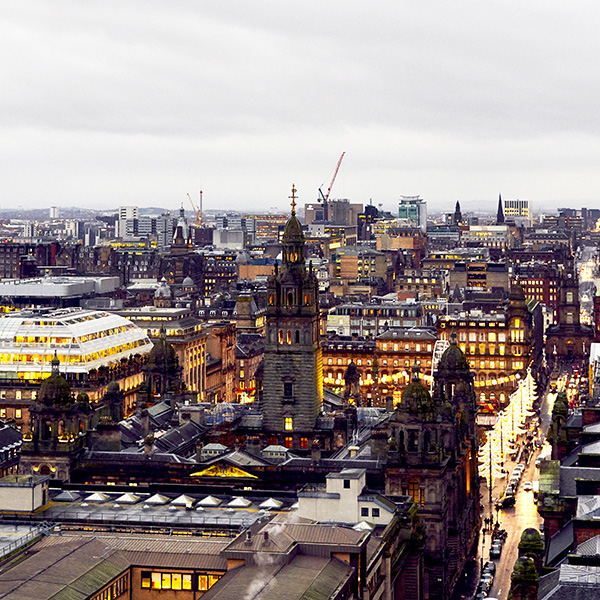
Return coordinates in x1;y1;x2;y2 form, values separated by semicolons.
398;196;427;231
118;206;139;238
503;198;532;227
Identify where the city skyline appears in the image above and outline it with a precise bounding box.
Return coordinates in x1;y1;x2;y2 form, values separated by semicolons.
3;3;600;213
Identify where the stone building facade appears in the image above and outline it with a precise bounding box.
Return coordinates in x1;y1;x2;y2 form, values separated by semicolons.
372;335;480;600
261;192;323;442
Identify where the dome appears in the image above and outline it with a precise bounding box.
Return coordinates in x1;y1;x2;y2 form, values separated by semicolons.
400;364;435;416
282;215;305;244
39;371;72;407
344;361;360;384
148;338;177;367
154;278;172;299
518;528;544;554
437;333;470;373
510;283;526;303
182;276;194;288
552;392;568;417
510;556;538;584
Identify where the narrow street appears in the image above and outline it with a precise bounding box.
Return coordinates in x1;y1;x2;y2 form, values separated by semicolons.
473;386;553;599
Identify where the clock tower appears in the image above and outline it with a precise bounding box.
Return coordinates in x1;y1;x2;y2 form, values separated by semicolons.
261;186;323;440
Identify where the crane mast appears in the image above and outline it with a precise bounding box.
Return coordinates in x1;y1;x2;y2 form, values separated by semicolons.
318;152;345;222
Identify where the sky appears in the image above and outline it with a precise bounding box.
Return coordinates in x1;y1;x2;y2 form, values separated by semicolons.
2;2;600;216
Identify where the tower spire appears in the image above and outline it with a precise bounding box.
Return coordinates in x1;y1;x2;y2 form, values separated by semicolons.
497;194;505;224
289;184;297;216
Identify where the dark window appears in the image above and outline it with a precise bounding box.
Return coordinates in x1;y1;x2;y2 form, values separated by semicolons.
284;382;293;398
361;507;369;517
343;479;351;489
372;508;380;517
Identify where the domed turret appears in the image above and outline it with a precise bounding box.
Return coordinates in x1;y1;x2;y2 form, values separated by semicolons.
518;528;544;555
511;555;538;582
39;354;72;407
400;363;435;417
552;392;568;418
510;282;526;303
437;331;470;374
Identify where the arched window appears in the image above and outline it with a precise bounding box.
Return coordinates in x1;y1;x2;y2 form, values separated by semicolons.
287;330;292;345
278;330;284;345
295;330;300;344
287;291;294;305
304;293;310;305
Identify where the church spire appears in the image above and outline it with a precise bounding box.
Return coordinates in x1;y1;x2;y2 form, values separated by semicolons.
497;194;505;224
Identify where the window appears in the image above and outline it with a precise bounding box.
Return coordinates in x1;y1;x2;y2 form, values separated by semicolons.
284;382;293;398
142;571;200;591
15;390;21;400
287;330;292;345
0;409;5;418
361;507;369;517
15;409;22;419
344;479;350;489
408;479;419;504
284;417;293;431
372;508;380;518
284;436;293;448
300;437;308;449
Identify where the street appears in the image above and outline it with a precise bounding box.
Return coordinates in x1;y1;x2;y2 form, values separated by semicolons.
475;386;553;599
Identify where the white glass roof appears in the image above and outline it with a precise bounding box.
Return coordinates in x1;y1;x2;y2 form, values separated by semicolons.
0;307;153;375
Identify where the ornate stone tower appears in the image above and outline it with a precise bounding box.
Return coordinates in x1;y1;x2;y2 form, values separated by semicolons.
21;355;91;481
381;335;480;600
261;186;322;439
546;256;594;363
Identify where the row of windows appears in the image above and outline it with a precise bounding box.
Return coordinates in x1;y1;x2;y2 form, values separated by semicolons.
141;571;222;591
269;435;310;449
92;573;129;600
0;408;22;419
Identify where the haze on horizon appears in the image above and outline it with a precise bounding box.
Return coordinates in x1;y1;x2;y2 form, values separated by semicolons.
1;2;600;216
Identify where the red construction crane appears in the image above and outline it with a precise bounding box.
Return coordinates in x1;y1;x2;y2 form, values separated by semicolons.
187;192;203;227
318;152;345;222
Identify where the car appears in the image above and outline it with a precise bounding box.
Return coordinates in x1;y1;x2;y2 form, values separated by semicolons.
523;481;533;492
477;580;491;594
483;561;496;575
500;495;516;508
490;541;502;558
480;572;494;587
514;463;525;473
505;484;515;496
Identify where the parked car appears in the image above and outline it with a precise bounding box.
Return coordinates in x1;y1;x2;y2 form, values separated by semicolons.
490;541;502;558
497;495;515;508
505;484;515;497
480;572;494;588
483;561;496;575
523;481;533;492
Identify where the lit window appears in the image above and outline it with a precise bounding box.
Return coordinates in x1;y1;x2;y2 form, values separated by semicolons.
284;436;293;448
15;409;22;419
284;417;293;431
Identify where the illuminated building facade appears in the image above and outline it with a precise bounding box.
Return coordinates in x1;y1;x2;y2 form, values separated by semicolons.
114;305;207;395
437;286;532;412
322;327;437;406
0;307;152;430
326;301;424;337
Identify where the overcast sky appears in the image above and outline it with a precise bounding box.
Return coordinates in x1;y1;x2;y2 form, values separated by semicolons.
2;2;600;215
